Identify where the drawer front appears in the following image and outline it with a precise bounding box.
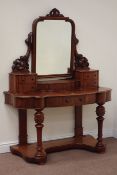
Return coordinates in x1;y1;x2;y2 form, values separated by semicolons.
83;72;98;80
9;73;37;93
46;95;84;107
15;97;44;108
18;83;36;93
81;71;99;89
18;76;36;84
83;79;98;88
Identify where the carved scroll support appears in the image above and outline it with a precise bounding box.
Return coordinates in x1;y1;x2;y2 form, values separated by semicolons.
34;109;47;164
75;53;90;70
95;93;106;153
12;32;32;73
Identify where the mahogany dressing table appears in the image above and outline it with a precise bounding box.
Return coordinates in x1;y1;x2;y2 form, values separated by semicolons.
4;8;111;164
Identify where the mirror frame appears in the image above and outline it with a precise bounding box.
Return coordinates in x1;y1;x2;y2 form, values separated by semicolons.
31;8;78;78
11;8;89;74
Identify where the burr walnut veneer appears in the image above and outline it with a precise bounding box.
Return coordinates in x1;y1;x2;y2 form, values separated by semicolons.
4;8;111;164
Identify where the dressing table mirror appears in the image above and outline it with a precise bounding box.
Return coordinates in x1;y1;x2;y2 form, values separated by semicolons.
4;8;111;164
36;20;71;75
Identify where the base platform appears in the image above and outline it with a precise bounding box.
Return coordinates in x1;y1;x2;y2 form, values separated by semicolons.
10;135;106;164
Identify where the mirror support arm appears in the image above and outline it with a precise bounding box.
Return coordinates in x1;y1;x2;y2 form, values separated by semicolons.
11;32;32;73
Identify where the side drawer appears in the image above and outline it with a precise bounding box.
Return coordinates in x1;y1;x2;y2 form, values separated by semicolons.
45;95;84;107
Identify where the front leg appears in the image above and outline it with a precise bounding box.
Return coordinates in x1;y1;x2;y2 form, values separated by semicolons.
34;109;47;164
95;93;106;153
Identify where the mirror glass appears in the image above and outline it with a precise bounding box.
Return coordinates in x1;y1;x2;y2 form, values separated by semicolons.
36;20;71;75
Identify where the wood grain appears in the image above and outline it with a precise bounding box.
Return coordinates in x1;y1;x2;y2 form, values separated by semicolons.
10;135;100;164
3;8;112;165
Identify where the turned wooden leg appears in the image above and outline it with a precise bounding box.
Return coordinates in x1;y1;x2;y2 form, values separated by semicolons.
18;109;27;145
95;93;106;153
74;106;83;138
34;109;47;164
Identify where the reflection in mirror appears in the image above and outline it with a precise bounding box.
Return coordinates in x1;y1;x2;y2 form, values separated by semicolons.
36;20;71;75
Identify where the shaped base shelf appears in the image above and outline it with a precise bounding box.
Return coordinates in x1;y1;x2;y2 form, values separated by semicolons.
10;135;106;164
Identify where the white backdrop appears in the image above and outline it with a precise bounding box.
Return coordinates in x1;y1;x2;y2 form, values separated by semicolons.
0;0;116;153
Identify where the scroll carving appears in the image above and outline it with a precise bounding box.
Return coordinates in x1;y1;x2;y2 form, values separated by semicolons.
73;35;89;70
12;32;32;73
46;8;64;17
75;53;90;70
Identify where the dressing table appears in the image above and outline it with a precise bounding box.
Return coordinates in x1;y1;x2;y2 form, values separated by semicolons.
4;8;111;164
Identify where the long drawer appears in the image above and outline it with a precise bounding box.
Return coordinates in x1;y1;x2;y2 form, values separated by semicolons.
45;95;84;107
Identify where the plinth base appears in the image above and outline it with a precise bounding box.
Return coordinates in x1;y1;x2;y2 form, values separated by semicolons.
10;135;106;164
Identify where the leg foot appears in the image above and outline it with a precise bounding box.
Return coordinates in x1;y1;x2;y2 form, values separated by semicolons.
95;142;106;153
